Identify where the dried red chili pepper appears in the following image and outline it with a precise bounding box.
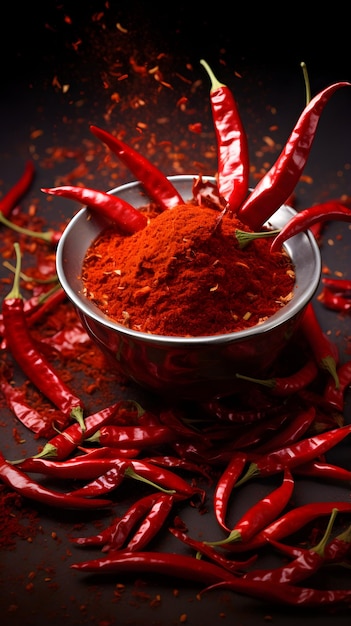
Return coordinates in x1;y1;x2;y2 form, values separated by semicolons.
126;493;175;551
243;508;338;583
0;160;35;218
237;82;351;230
235;423;351;485
252;406;316;455
71;550;351;606
42;185;148;234
236;357;319;396
318;287;351;313
71;492;171;549
200;60;249;212
90;125;184;210
2;243;85;430
0;450;111;510
300;302;339;388
86;424;176;449
212;452;247;532
208;468;294;546
220;501;351;554
293;460;351;483
323;359;351;411
169;527;257;574
28;400;135;460
270;201;351;253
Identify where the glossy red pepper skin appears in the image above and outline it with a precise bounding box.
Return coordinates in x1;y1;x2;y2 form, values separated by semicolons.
3;295;84;421
0;160;35;217
126;493;175;551
213;452;248;532
237;422;351;483
210;468;294;545
270;201;351;253
90;125;184;210
323;359;351;411
200;60;249;212
253;406;316;455
319;287;351;313
70;550;351;606
300;302;339;387
0;451;111;509
238;82;351;230
294;460;351;483
42;185;147;234
237;357;319;397
88;424;176;449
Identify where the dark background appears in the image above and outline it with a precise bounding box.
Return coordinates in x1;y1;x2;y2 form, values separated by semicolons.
0;2;351;626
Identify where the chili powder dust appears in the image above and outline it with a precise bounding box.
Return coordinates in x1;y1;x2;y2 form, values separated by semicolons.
82;203;295;337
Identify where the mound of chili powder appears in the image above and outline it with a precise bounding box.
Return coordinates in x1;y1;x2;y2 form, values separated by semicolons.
82;203;295;337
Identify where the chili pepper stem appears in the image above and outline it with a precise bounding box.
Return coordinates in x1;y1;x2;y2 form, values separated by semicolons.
236;373;274;388
70;406;86;432
204;529;242;547
300;62;311;106
234;462;260;488
200;59;225;91
321;355;340;389
312;507;338;557
0;212;57;243
124;466;176;495
6;242;22;300
235;229;280;249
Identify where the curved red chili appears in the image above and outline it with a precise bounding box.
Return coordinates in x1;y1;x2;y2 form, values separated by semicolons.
90;125;184;210
243;508;338;584
293;460;351;483
238;82;351;230
322;276;351;293
200;60;249;212
236;422;351;485
323;359;351;411
0;160;35;218
212;452;248;532
2;243;85;429
126;493;175;551
236;357;319;396
208;467;294;546
87;424;176;449
0;450;111;510
300;302;339;388
42;185;148;234
270;201;351;253
253;406;316;455
70;550;351;606
318;287;351;313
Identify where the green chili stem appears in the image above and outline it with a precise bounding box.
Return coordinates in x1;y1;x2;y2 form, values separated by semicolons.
236;373;275;388
124;466;176;494
0;212;55;242
3;260;58;284
6;243;23;300
300;61;311;106
312;508;338;557
235;229;280;249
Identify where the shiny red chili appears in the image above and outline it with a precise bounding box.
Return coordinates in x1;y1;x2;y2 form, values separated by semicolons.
200;59;249;212
90;125;184;210
300;302;339;388
238;82;351;230
42;185;147;234
0;160;35;218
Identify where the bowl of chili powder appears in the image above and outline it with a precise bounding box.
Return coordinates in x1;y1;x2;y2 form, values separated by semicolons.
56;175;321;401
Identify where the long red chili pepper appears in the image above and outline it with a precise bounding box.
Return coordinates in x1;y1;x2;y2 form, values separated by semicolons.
66;462;130;498
322;276;351;293
169;527;258;574
323;359;351;411
208;467;294;546
86;424;176;449
323;523;351;562
318;287;351;313
212;452;247;532
25;400;127;460
252;406;316;455
0;160;35;218
126;493;175;552
2;243;85;430
236;357;319;396
0;450;111;510
90;125;184;210
219;501;351;554
200;60;249;212
243;508;338;584
235;422;351;485
299;302;339;388
237;81;351;230
270;201;351;253
42;185;147;234
293;460;351;483
70;550;351;606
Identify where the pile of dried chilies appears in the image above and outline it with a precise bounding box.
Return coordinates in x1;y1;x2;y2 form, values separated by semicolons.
1;61;351;611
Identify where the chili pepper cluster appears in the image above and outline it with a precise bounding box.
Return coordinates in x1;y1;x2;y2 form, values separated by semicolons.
1;64;351;612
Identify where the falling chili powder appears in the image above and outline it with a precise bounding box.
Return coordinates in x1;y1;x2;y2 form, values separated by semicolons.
82;202;295;337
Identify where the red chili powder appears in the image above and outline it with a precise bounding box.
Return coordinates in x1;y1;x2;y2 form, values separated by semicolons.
81;203;295;337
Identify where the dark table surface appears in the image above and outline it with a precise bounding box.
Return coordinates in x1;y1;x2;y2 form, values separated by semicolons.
1;2;351;625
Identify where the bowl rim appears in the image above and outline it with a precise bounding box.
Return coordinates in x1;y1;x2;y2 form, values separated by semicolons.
56;175;322;346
